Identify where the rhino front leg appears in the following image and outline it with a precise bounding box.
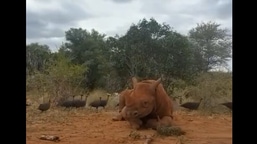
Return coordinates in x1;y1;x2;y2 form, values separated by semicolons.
118;92;126;112
145;116;174;130
127;118;143;130
145;118;158;129
112;106;143;130
159;116;175;127
112;106;127;121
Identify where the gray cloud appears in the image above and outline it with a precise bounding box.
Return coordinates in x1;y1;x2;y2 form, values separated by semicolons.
181;0;232;20
216;1;232;19
26;10;65;39
26;37;66;52
37;2;92;25
110;0;134;3
139;0;232;35
26;0;93;39
140;0;232;21
106;23;132;36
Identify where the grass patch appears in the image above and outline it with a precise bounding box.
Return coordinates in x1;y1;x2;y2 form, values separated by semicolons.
156;126;185;136
86;89;119;109
27;71;232;114
129;130;141;140
170;72;232;114
176;135;187;144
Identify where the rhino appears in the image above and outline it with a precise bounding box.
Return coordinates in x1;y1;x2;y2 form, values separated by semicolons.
113;77;176;130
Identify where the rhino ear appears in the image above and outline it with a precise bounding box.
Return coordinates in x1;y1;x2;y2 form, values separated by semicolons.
132;77;138;88
151;77;162;90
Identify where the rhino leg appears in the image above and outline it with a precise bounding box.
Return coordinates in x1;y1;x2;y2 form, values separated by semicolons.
112;113;123;121
145;118;158;129
159;116;175;127
112;106;143;130
127;118;143;130
118;91;126;112
112;106;126;121
145;116;174;130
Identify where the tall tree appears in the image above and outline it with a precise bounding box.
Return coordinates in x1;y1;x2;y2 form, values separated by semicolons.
62;28;110;90
26;43;51;75
188;21;232;72
109;18;195;88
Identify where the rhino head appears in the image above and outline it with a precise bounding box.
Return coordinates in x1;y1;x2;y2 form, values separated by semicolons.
125;77;162;119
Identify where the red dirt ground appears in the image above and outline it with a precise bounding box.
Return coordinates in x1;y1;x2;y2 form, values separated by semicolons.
26;108;232;144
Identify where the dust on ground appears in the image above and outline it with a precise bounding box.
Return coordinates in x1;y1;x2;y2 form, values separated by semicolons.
26;107;232;144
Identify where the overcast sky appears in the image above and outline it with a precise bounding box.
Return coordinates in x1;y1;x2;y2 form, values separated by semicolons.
26;0;232;71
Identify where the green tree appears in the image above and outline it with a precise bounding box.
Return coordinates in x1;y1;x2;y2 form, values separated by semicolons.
109;18;195;88
188;21;232;72
26;43;51;75
62;28;111;90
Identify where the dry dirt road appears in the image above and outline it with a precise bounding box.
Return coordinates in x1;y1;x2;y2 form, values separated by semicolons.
26;108;232;144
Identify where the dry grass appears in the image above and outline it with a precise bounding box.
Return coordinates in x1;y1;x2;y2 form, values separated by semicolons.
156;125;186;136
26;89;117;124
26;106;89;124
26;90;120;129
175;135;187;144
27;71;232;115
171;72;232;114
26;89;119;111
86;89;119;109
129;130;141;140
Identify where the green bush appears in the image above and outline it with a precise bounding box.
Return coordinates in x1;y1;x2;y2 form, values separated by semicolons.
26;52;88;102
